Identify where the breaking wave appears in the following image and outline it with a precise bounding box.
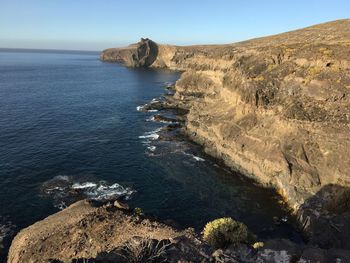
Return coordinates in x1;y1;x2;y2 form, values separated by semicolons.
183;152;205;162
136;105;144;111
147;146;156;152
41;175;135;210
146;115;177;124
136;105;158;113
138;127;163;142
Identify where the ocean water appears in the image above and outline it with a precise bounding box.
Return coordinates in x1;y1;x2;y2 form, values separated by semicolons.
0;49;300;257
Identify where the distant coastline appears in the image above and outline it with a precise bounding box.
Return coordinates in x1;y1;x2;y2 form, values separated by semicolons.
0;48;99;55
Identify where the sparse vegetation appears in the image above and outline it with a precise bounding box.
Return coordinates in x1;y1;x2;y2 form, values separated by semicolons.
202;217;249;248
267;64;277;72
305;65;322;83
253;75;265;81
319;47;333;57
134;207;143;216
118;238;170;263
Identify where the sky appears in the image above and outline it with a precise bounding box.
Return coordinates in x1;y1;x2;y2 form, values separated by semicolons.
0;0;349;51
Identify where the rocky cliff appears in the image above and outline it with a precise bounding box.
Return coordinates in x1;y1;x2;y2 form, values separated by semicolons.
101;20;350;248
9;200;350;262
7;200;203;263
6;20;350;263
101;38;158;67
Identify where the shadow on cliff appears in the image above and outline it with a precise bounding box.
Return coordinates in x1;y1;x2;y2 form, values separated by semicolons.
297;184;350;249
130;38;159;67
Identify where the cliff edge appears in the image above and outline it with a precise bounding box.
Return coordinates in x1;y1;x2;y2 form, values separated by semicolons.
7;20;350;262
101;19;350;248
9;200;350;262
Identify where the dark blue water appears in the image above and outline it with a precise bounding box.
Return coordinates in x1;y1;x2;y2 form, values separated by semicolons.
0;49;300;256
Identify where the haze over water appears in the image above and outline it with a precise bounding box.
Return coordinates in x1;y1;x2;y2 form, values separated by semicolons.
0;49;300;255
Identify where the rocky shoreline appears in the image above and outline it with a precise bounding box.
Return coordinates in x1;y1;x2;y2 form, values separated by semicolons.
138;77;350;253
6;20;350;262
7;199;350;262
7;200;350;263
100;19;350;252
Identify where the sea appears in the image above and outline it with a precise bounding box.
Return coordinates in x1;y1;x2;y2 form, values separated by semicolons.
0;49;301;259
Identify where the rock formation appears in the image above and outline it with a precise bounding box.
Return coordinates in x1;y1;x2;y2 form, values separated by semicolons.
101;38;158;67
8;200;350;262
8;19;350;263
7;200;206;263
101;19;350;248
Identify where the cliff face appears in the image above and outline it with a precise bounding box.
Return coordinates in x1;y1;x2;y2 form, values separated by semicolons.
101;38;158;67
101;20;350;247
6;20;350;262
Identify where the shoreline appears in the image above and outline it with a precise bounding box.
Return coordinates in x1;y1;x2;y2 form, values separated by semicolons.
5;19;350;262
144;69;350;252
140;82;301;227
100;20;350;251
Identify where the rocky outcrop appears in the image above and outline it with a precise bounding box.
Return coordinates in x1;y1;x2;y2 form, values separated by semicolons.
100;38;158;67
8;200;350;262
101;19;350;248
7;200;206;263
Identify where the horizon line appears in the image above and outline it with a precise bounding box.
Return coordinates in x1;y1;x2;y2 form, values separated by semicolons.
0;47;100;53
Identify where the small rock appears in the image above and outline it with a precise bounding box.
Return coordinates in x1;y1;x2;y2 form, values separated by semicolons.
300;247;328;263
211;249;239;263
114;200;129;210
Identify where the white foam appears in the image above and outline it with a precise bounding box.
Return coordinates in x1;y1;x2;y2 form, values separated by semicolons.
183;152;205;162
0;220;14;245
147;146;156;152
137;104;158;112
147;115;176;124
72;182;97;189
71;182;134;200
41;176;135;208
193;156;205;162
44;186;65;194
139;134;159;140
86;183;135;200
139;127;163;141
160;120;176;124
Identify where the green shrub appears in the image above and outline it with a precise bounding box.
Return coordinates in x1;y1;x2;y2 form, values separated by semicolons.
203;217;249;248
134;207;143;216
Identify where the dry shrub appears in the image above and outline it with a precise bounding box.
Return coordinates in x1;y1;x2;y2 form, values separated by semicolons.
118;237;171;263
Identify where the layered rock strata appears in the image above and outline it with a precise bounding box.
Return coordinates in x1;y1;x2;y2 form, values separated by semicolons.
101;19;350;248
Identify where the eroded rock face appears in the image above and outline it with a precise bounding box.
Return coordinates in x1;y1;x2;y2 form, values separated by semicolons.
100;38;158;67
101;19;350;248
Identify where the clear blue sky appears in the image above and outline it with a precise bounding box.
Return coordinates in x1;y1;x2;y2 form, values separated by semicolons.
0;0;349;51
